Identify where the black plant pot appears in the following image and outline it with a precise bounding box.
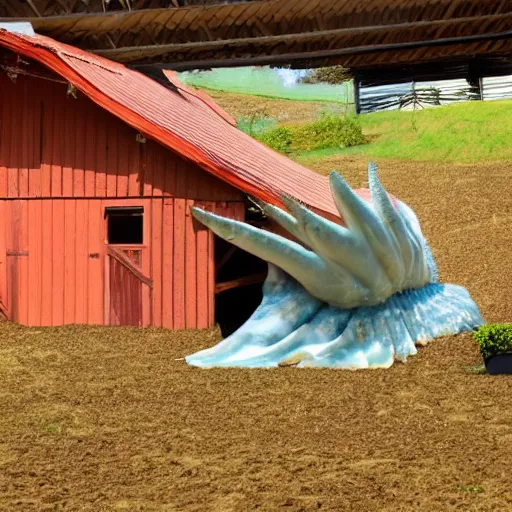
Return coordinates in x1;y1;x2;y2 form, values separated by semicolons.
484;353;512;375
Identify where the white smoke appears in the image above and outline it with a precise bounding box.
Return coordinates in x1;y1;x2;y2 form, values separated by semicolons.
274;68;310;88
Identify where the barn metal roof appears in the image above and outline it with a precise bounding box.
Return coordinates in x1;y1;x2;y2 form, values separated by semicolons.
0;29;343;218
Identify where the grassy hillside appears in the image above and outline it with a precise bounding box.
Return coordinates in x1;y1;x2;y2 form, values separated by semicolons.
314;99;512;163
210;90;512;163
179;67;353;103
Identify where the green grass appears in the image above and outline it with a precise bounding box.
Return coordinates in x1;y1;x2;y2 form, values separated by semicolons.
252;115;365;154
294;100;512;163
179;67;353;103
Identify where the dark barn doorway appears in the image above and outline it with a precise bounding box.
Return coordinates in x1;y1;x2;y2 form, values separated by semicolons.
214;236;267;337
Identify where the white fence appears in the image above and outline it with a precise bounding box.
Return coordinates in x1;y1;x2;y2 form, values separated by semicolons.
482;76;512;100
359;76;512;113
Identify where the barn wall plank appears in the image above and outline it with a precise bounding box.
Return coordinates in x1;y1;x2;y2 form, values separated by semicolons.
18;201;29;325
185;199;197;329
95;113;107;197
106;116;119;198
87;199;104;325
51;199;65;325
75;200;89;324
0;83;9;197
40;200;53;326
27;200;42;326
50;85;63;198
116;123;131;198
41;82;53;198
141;198;152;326
152;143;165;197
62;99;75;197
63;200;76;324
195;211;210;329
0;201;5;313
151;198;163;327
18;80;30;198
173;198;186;330
162;199;174;329
7;81;20;199
73;97;86;198
84;105;96;197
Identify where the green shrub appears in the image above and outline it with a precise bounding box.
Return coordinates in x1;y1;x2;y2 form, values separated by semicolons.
473;324;512;360
293;115;365;151
258;126;294;154
256;115;365;154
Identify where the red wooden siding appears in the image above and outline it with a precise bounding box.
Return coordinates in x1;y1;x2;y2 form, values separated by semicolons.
0;72;242;202
0;199;244;327
0;68;247;329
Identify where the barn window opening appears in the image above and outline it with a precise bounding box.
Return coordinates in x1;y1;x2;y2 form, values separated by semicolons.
105;207;143;245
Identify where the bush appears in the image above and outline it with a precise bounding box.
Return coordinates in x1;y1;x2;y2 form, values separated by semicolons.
473;324;512;360
256;115;365;154
258;126;294;154
293;116;365;151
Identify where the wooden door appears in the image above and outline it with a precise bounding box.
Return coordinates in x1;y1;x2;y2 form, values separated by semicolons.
106;245;152;326
103;201;152;326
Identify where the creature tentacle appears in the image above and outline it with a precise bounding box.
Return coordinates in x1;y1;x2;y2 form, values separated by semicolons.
191;206;319;281
367;162;409;287
191;206;371;308
280;194;391;293
261;202;311;247
329;171;404;291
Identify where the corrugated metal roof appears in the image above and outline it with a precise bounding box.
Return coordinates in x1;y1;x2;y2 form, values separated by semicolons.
0;29;346;219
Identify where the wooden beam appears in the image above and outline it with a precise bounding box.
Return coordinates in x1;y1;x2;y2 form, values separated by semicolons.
107;245;153;288
20;8;509;62
90;11;512;59
130;27;512;70
353;77;361;115
215;271;267;294
25;0;42;17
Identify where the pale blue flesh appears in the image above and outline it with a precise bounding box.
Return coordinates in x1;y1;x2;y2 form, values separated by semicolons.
185;264;483;369
185;164;484;369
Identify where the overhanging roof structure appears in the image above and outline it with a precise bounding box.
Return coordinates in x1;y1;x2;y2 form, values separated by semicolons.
1;0;512;82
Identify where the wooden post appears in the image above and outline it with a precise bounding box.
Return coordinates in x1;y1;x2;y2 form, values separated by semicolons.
468;63;483;101
353;76;361;115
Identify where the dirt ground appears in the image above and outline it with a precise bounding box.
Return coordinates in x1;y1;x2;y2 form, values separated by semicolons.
207;91;345;123
1;159;512;511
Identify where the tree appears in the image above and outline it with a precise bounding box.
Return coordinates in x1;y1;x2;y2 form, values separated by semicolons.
300;66;350;85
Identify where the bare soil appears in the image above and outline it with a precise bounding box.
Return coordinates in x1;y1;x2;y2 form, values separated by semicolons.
1;159;512;511
207;91;345;123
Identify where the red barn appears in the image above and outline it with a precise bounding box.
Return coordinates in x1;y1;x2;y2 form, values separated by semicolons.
0;29;338;330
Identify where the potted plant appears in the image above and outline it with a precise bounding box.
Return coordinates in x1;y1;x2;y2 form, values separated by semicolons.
473;324;512;375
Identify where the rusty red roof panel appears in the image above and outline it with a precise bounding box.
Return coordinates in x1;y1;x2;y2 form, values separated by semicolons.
0;29;345;217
